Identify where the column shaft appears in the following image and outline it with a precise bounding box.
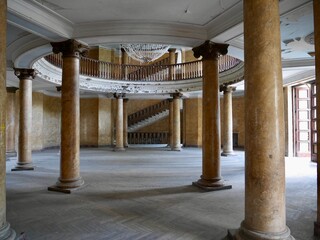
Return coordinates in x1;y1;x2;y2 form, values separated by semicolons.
114;95;125;151
233;1;294;239
221;87;235;156
192;40;231;191
6;88;18;156
12;69;36;171
123;99;128;148
315;0;320;236
0;0;16;237
171;95;181;151
168;99;173;147
48;39;88;193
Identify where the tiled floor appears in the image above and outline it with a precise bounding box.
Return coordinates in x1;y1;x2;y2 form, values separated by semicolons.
5;146;318;240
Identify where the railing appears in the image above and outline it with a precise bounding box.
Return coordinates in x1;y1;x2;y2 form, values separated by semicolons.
44;54;242;82
128;100;169;126
128;132;168;144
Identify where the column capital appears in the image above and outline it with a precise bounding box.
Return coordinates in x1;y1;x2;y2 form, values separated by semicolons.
171;93;183;99
113;93;126;99
6;87;19;93
168;48;176;53
51;39;89;58
56;86;62;92
167;98;173;102
13;68;36;80
220;85;236;93
193;40;229;60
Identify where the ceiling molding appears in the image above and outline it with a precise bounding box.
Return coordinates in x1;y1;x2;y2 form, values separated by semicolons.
283;69;315;86
282;58;315;68
7;34;51;68
7;0;73;40
74;21;207;47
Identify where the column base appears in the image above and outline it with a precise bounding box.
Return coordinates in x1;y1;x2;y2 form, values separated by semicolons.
0;222;16;240
192;177;232;191
171;146;182;151
227;223;295;240
221;151;236;157
314;221;320;236
113;147;125;151
11;162;34;171
48;177;84;194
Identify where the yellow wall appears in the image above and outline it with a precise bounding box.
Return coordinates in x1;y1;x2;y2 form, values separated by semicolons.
183;98;202;147
43;95;61;149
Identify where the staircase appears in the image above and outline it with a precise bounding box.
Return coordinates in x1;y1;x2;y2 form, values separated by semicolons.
128;100;169;132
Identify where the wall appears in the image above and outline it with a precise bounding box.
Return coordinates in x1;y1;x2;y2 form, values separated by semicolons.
80;98;99;146
183;98;202;147
98;97;112;146
43;95;61;149
32;92;44;150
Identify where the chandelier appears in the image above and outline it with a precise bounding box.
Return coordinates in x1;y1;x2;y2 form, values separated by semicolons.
121;44;170;63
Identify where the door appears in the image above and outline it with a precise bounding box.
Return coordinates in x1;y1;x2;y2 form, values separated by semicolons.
294;85;311;157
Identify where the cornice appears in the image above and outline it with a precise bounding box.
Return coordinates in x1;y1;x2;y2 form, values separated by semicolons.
283;69;315;86
74;20;207;47
7;0;73;40
282;58;315;68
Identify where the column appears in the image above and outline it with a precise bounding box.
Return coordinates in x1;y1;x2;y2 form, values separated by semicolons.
6;87;18;158
121;48;129;80
171;93;181;151
221;86;236;156
192;40;231;191
314;0;320;236
48;39;88;193
0;0;16;237
231;1;294;239
168;48;176;80
167;99;173;147
123;98;129;148
114;93;125;151
12;69;36;171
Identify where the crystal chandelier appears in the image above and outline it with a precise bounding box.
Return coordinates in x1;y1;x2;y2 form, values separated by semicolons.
121;43;170;63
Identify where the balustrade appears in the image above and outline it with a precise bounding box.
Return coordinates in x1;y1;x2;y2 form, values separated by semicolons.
44;54;241;82
128;132;168;144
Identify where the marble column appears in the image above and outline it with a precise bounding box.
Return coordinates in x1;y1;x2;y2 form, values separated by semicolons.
192;40;231;191
114;93;125;151
12;69;36;171
314;0;320;236
167;99;173;147
168;49;176;80
171;93;181;151
6;87;18;158
231;1;294;239
123;98;129;148
221;86;236;156
48;39;88;193
0;0;16;237
121;48;129;80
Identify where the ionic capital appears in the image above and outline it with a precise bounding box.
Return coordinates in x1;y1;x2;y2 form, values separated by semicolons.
51;39;89;58
220;85;236;93
193;40;229;60
171;92;183;99
14;68;36;80
113;93;126;99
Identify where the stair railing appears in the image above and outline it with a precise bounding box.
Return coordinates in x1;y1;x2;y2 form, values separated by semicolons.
128;100;169;127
